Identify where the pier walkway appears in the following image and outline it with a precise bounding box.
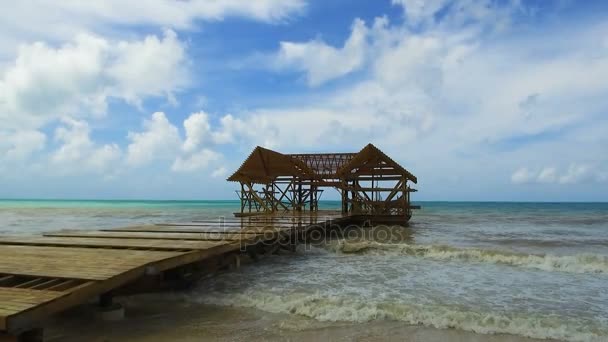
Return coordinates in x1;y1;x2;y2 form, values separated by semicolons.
0;211;350;341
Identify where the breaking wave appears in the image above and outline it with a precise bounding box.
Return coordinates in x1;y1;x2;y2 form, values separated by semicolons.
324;240;608;274
197;291;607;342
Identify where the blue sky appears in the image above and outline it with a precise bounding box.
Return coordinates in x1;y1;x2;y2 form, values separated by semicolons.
1;0;607;201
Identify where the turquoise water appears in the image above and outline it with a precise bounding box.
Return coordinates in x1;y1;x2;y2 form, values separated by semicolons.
0;199;343;209
2;200;608;341
0;199;341;234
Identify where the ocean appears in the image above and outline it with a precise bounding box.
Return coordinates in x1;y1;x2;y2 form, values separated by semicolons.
1;200;607;342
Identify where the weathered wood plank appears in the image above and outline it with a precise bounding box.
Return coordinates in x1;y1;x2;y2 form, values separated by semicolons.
0;211;348;334
104;225;292;234
0;245;186;280
0;236;229;251
43;230;269;242
0;288;67;331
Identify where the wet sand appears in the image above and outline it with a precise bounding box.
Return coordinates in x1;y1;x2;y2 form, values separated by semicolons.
45;294;557;342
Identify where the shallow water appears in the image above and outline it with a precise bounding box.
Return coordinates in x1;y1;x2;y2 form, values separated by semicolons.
1;200;607;341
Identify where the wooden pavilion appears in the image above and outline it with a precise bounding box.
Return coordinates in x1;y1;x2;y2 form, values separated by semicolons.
228;143;419;222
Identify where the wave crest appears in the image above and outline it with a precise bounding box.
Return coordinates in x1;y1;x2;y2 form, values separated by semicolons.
198;291;606;342
324;240;608;274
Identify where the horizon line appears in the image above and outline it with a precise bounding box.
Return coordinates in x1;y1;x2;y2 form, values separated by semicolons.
0;198;607;204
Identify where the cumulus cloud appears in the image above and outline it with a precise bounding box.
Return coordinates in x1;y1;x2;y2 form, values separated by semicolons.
391;0;451;26
51;118;121;172
511;165;608;185
172;149;221;172
106;29;187;108
510;167;535;185
275;18;370;86
182;112;212;153
558;164;594;185
0;130;46;161
210;114;251;145
254;2;531;151
2;0;607;200
0;0;306;49
391;0;518;32
537;167;558;184
126;112;182;167
211;166;228;178
0;29;187;131
0;29;188;175
252;1;608;182
126;111;228;172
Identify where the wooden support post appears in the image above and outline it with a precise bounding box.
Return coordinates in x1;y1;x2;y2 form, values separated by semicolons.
341;180;348;214
270;182;276;211
228;254;241;270
240;183;245;213
405;179;410;217
99;292;113;308
297;181;302;212
246;183;251;212
371;171;375;214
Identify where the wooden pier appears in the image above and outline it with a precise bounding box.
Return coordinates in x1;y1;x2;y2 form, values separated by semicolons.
0;212;351;341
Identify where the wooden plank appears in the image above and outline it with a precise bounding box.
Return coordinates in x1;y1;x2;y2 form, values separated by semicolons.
103;225;291;234
0;245;186;280
192;218;308;223
0;211;344;333
0;288;67;331
44;230;269;242
154;222;298;228
4;243;243;333
0;236;229;251
190;219;285;224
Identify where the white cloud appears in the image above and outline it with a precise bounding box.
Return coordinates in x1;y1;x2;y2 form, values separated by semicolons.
275;18;369;86
1;0;607;201
127;111;227;172
391;0;518;32
511;164;607;185
253;2;608;175
88;144;122;171
392;0;451;26
537;167;558;183
0;28;188;174
511;167;534;185
211;166;228;178
211;114;251;145
51;118;121;172
126;112;181;167
0;0;306;51
558;164;593;185
172;149;221;173
1;34;109;129
0;130;46;161
0;30;187;131
107;29;187;108
182;112;212;153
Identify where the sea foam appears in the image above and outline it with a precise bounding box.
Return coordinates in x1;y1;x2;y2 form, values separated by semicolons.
198;290;607;342
324;240;608;274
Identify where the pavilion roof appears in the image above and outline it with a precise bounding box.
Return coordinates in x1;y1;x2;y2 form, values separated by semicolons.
227;143;417;184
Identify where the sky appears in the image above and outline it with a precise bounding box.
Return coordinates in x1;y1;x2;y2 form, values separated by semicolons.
0;0;607;201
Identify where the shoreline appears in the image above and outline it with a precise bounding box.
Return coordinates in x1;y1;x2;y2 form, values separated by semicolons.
46;299;557;342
